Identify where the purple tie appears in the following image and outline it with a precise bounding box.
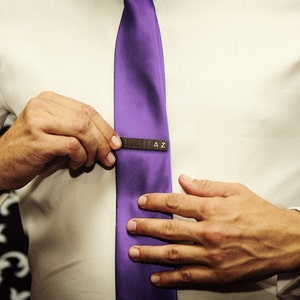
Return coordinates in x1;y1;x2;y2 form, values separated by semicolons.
114;0;177;300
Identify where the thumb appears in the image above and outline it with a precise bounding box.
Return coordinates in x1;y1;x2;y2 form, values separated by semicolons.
178;174;242;198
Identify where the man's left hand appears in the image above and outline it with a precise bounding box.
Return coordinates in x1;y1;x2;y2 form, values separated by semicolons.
127;175;300;289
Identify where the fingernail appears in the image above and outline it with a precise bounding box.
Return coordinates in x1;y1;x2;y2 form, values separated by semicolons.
181;174;193;182
111;135;122;148
151;274;161;286
138;195;147;207
128;247;140;260
127;220;137;233
106;152;116;165
86;159;95;168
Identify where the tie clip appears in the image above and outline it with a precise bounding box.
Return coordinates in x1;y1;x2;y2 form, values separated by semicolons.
121;137;168;151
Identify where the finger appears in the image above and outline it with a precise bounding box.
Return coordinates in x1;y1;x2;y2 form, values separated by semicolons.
128;244;208;266
38;110;99;167
127;218;201;243
179;174;246;198
150;266;216;289
82;105;122;152
40;134;88;170
138;192;205;220
50;112;115;167
39;92;122;150
40;93;116;165
34;92;122;167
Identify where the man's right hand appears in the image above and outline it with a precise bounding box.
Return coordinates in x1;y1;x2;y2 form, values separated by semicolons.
0;91;122;190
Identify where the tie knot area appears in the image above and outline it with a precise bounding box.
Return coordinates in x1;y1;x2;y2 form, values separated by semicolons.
124;0;156;22
124;0;154;9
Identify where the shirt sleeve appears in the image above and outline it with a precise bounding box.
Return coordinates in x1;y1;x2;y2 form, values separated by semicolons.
0;102;10;198
277;272;300;299
0;107;9;129
0;85;11;129
0;192;10;206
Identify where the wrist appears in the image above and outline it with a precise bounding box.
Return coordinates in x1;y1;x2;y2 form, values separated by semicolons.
277;209;300;273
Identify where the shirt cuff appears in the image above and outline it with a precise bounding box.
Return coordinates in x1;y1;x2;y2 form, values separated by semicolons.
0;192;10;206
288;207;300;212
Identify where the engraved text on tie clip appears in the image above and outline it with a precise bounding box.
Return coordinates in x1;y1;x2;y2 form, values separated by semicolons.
121;137;168;151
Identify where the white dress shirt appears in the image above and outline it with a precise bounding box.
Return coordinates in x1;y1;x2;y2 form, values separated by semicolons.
1;0;300;299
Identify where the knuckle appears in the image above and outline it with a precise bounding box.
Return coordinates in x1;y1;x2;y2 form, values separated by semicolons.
233;182;247;193
235;182;245;189
81;105;114;137
167;246;180;262
212;269;225;283
26;96;46;111
207;248;224;266
179;268;194;284
73;113;89;135
213;268;233;284
37;91;56;99
66;137;81;153
226;182;247;195
22;99;46;132
165;194;182;211
80;103;97;118
201;225;224;245
22;114;38;132
202;200;219;216
163;220;178;239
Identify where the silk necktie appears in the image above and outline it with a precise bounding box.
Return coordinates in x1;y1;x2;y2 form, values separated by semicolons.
114;0;176;299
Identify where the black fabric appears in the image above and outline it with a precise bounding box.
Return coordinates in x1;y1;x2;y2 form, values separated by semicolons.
0;123;31;300
0;199;31;300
